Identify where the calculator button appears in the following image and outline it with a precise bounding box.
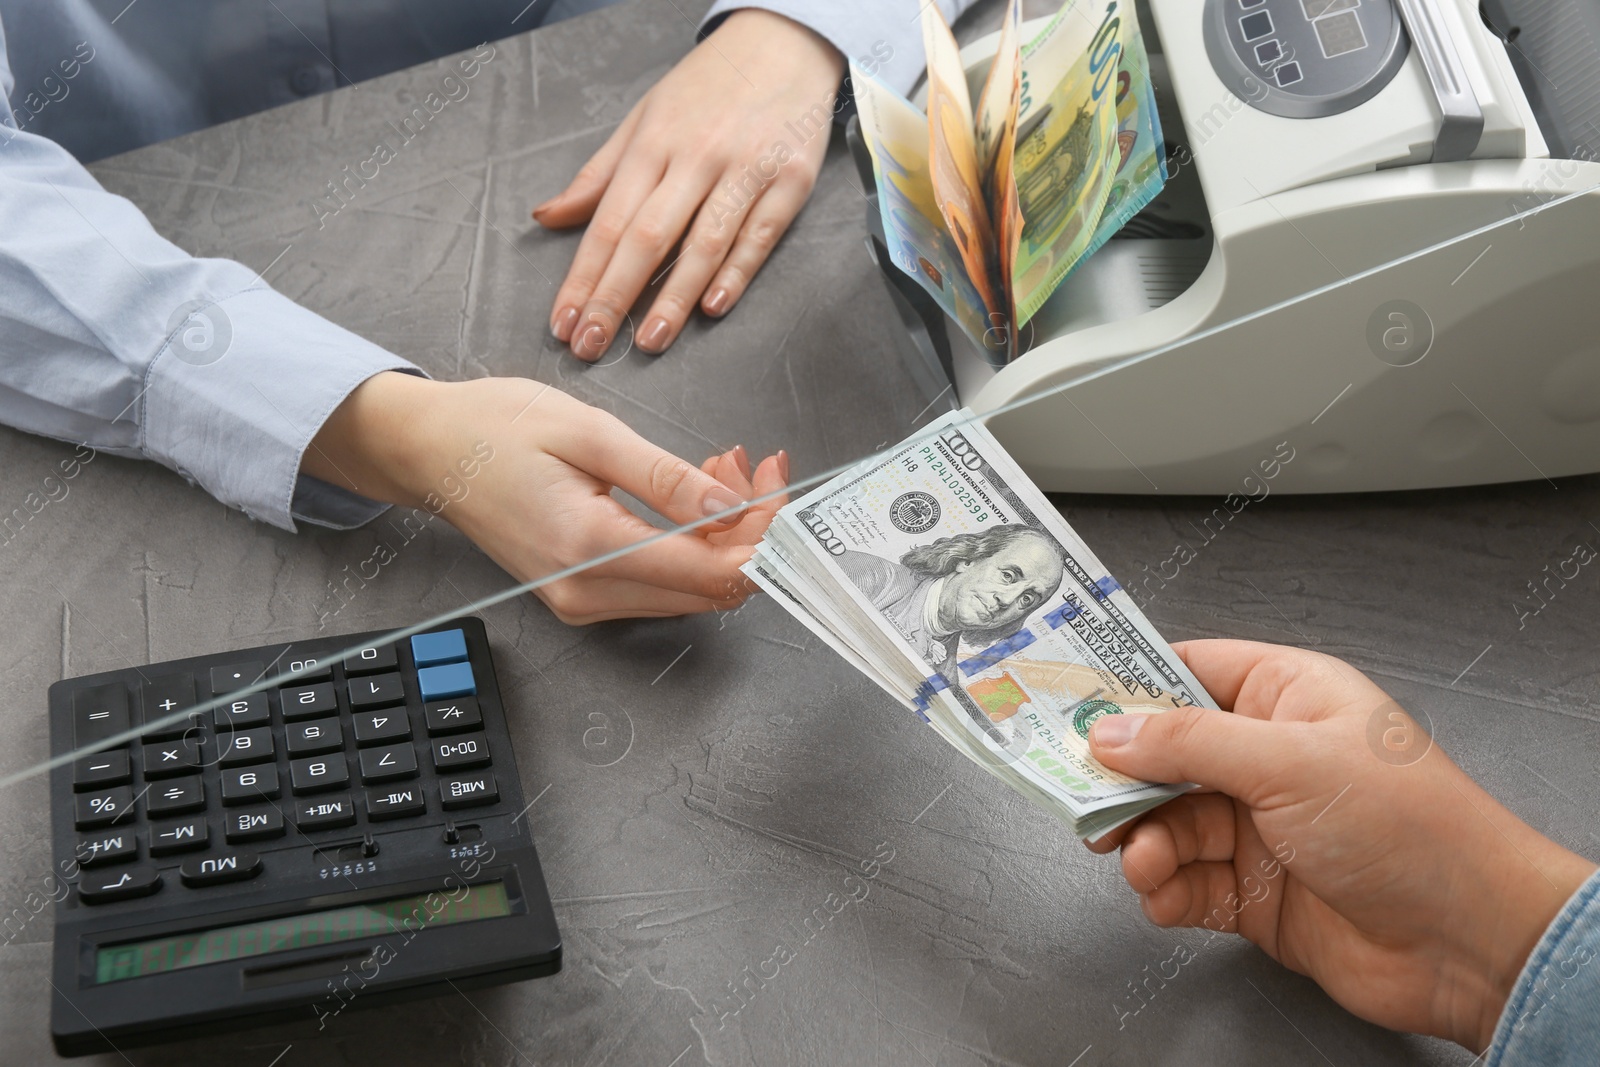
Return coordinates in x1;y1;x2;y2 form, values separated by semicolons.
440;772;498;810
221;764;281;805
213;692;269;728
76;830;137;867
149;817;208;855
352;709;411;746
431;733;490;771
148;776;206;816
411;629;468;667
290;756;350;793
349;673;404;709
217;726;275;765
180;851;262;887
75;786;135;829
283;655;332;683
72;684;131;748
365;785;426;820
343;643;397;675
73;750;131;790
280;682;338;721
425;697;482;735
225;807;286;842
140;674;198;739
143;739;203;778
359;744;419;783
286;717;344;755
77;866;161;904
418;662;475;702
296;795;357;830
211;662;266;697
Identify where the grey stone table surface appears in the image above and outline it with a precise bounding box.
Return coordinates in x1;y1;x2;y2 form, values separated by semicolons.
3;1;1598;1064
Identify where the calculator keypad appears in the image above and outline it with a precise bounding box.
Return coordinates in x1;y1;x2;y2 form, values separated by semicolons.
76;866;161;904
147;777;205;816
140;675;198;739
142;740;202;778
148;818;207;855
221;765;280;804
285;718;342;754
359;744;419;782
225;808;285;843
280;683;337;721
73;750;130;790
349;673;405;708
217;726;273;765
59;626;506;904
290;755;349;793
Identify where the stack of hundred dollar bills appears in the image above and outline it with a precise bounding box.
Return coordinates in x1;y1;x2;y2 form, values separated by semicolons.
743;413;1214;840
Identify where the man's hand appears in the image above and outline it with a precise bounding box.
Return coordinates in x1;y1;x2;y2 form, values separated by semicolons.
1084;640;1596;1052
304;372;788;624
535;9;845;361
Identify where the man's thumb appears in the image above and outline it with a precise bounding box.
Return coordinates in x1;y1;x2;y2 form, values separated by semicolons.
1088;707;1283;806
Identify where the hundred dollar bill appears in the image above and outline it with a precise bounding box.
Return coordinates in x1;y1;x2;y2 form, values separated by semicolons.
750;412;1214;838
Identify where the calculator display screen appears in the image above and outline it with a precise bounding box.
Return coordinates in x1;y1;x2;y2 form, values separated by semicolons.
93;881;511;984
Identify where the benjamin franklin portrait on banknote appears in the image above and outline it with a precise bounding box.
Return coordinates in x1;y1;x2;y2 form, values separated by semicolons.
834;524;1067;675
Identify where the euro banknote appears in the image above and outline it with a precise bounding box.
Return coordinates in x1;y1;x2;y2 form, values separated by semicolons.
851;0;1168;356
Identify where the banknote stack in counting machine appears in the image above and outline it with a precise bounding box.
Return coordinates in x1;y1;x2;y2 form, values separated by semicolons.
851;0;1600;496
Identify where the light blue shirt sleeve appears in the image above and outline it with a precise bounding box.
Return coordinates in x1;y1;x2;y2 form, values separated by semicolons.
0;14;421;533
1487;866;1600;1066
700;0;983;97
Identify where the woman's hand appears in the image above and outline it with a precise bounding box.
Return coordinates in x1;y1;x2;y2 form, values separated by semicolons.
305;372;787;624
535;8;845;361
1084;640;1596;1052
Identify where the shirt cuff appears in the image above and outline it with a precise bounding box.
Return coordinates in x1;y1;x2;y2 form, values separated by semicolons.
140;286;423;533
699;1;927;98
1486;865;1600;1066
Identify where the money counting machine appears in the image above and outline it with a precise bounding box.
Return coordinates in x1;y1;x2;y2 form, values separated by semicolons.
851;0;1600;493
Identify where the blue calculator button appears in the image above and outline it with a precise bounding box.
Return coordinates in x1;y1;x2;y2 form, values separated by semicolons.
418;662;476;701
411;629;469;667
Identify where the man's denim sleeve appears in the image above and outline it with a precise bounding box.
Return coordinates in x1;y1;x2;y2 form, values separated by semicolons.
699;0;982;97
1487;866;1600;1066
0;14;420;533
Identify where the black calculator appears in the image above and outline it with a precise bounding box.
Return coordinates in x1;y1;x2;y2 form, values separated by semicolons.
47;617;561;1056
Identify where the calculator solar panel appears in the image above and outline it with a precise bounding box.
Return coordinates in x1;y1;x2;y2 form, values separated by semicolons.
46;617;560;1056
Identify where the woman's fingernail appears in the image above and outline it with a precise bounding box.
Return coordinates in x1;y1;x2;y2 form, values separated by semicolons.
573;324;609;361
777;449;790;483
638;317;671;353
704;287;732;317
704;486;745;517
732;444;750;477
1091;714;1144;749
551;306;578;341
